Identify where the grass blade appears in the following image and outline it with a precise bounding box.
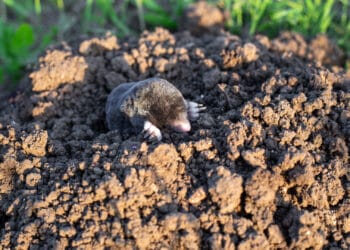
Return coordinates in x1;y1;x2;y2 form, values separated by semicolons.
142;0;166;13
34;0;41;15
3;0;32;18
84;0;94;23
144;12;177;29
135;0;145;30
319;0;335;33
57;0;64;10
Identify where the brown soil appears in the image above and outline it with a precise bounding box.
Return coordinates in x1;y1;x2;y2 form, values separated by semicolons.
1;7;350;249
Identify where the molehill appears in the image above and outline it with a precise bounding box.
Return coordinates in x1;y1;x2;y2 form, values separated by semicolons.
0;18;349;250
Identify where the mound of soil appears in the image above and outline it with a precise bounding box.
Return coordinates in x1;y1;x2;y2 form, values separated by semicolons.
1;26;350;249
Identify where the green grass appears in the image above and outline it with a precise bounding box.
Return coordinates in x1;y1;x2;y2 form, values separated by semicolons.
222;0;337;36
0;0;58;84
0;0;350;86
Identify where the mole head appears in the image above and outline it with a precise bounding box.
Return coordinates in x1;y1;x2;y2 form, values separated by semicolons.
168;109;191;133
146;80;192;133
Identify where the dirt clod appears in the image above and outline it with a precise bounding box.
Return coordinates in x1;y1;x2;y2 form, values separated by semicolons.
208;166;243;214
181;1;225;35
22;130;48;156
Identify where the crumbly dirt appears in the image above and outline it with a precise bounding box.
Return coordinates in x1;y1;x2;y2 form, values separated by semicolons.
1;7;350;249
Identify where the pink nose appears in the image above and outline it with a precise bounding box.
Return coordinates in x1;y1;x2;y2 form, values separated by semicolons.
172;121;191;132
180;122;191;132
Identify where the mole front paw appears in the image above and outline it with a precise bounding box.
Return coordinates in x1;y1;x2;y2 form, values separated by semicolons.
143;120;162;141
186;101;206;120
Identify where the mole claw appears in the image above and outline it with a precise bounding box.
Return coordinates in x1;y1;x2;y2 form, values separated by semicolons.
143;121;162;141
198;106;207;111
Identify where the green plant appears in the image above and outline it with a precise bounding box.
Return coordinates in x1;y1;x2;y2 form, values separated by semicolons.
223;0;243;33
247;0;273;35
271;0;335;35
332;0;350;53
0;0;65;85
223;0;337;37
83;0;131;36
2;0;35;20
0;21;35;83
0;19;56;84
133;0;193;30
143;0;175;29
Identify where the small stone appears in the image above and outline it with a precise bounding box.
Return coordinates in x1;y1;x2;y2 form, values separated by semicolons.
26;172;41;187
189;187;207;205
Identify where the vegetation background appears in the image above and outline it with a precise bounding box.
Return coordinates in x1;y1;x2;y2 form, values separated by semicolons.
0;0;349;88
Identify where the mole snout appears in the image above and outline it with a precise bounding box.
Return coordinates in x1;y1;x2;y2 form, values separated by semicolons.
170;119;191;133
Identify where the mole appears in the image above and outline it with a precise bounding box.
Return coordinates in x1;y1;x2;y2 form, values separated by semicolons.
106;77;205;141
